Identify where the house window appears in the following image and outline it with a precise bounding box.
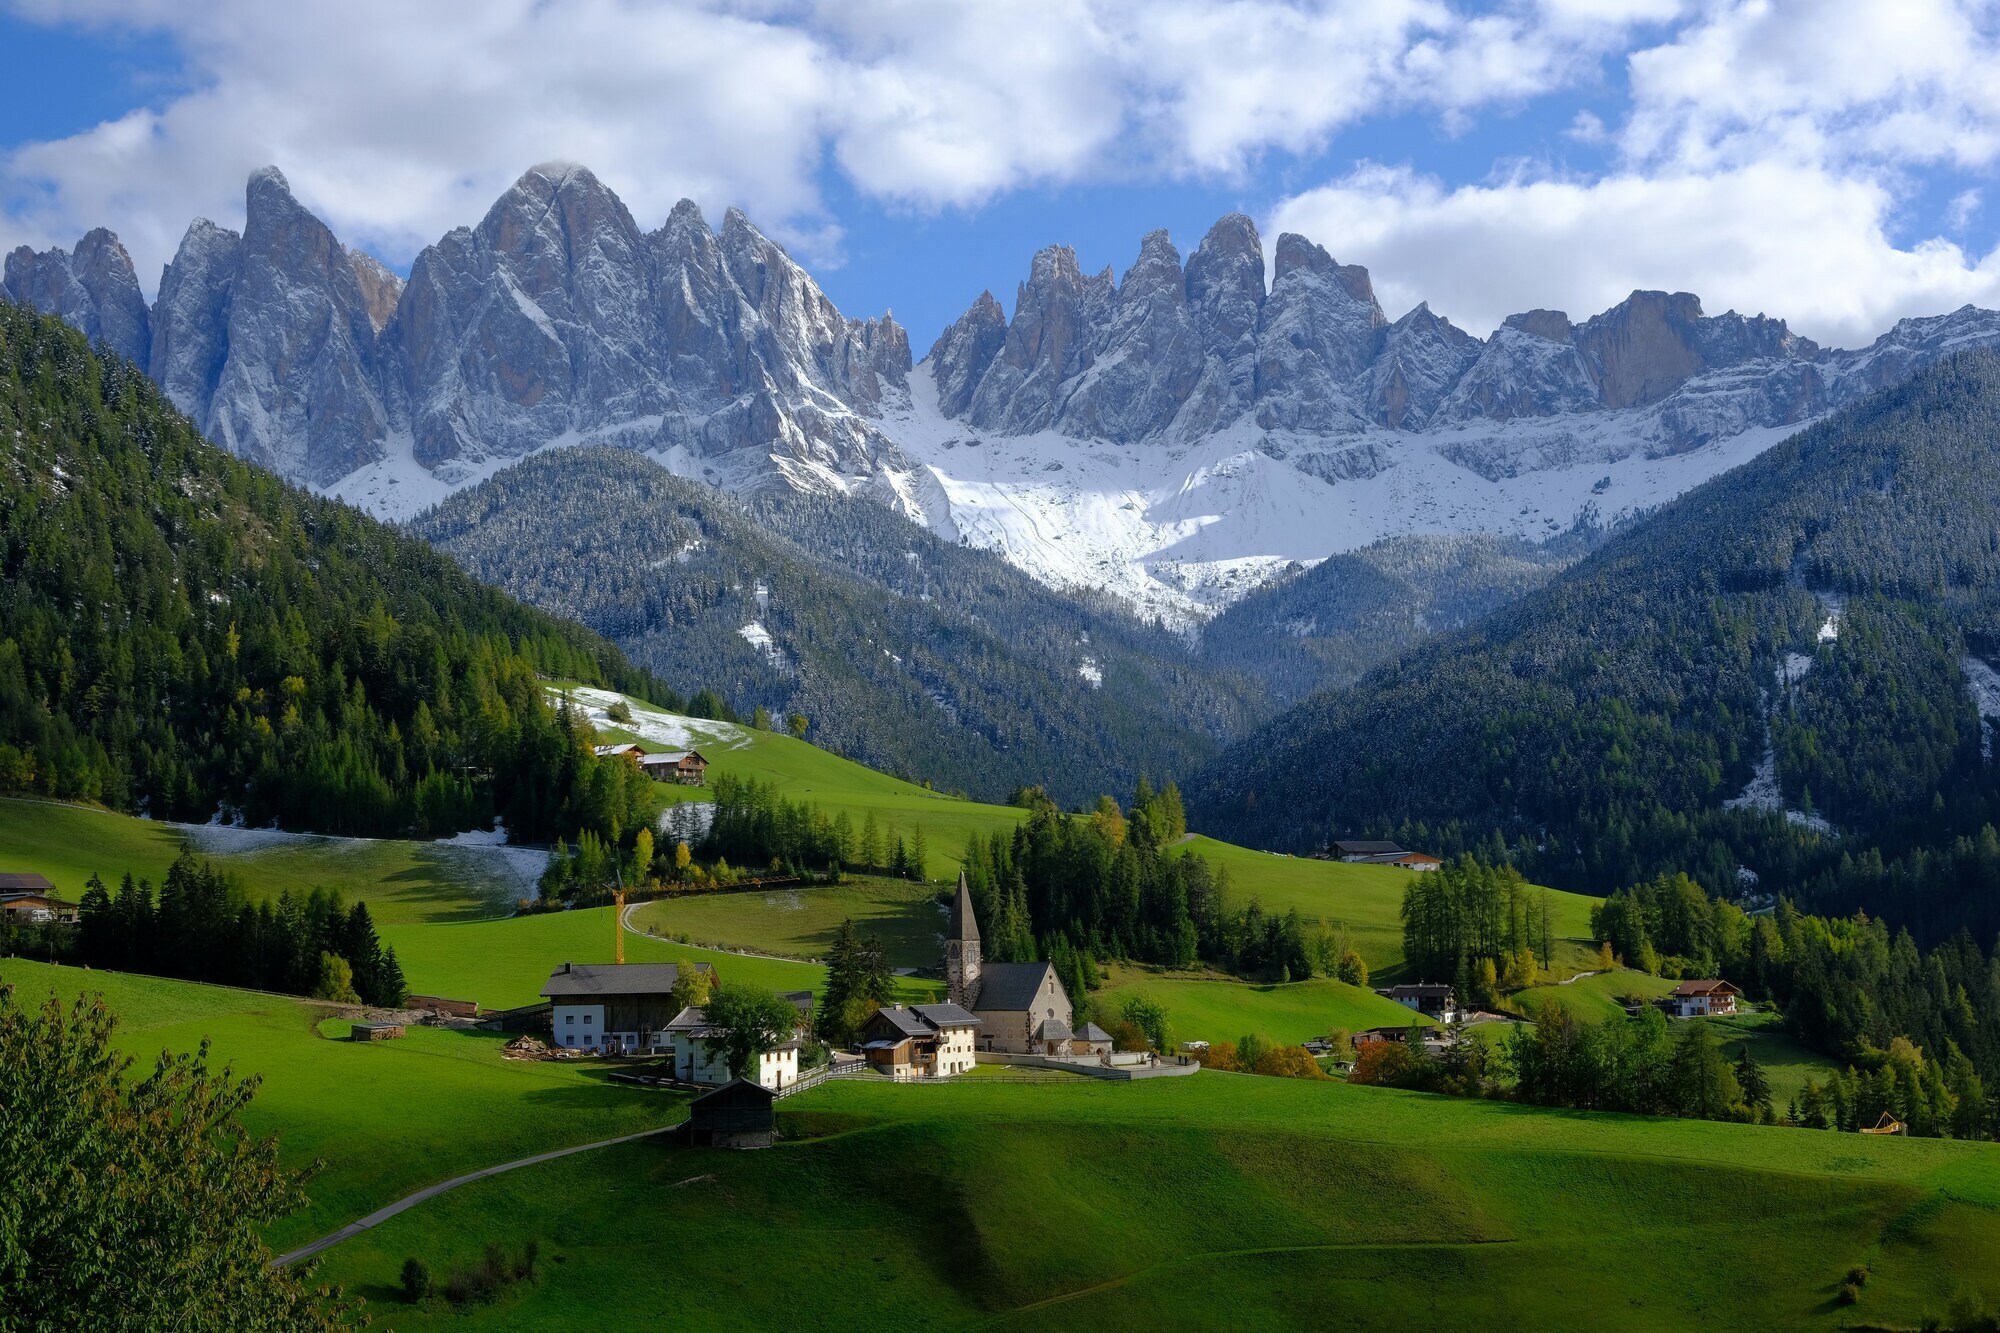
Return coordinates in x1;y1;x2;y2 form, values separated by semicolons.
566;1013;575;1024
584;1014;593;1024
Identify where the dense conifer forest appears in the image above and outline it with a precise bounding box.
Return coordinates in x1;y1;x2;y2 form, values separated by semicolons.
1196;352;2000;942
0;302;665;841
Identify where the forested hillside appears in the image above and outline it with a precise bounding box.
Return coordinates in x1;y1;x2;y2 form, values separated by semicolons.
1194;351;2000;940
412;448;1267;804
0;301;663;839
1199;530;1587;703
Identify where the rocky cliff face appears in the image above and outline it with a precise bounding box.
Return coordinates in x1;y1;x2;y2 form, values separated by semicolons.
4;163;909;492
10;166;2000;620
932;215;1996;469
3;228;151;367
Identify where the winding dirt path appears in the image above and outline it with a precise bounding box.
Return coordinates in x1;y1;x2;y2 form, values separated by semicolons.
270;1123;680;1269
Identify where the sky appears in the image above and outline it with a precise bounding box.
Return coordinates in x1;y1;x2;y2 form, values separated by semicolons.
2;0;1998;352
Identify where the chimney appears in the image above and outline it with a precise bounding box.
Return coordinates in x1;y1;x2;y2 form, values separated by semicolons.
563;961;571;974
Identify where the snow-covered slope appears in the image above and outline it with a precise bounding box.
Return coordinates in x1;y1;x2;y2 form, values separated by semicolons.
14;166;2000;624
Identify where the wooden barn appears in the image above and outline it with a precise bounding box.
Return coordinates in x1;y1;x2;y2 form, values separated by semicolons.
640;750;709;786
682;1077;777;1149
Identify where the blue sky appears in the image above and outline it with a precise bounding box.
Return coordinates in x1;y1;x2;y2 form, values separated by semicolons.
3;1;1997;349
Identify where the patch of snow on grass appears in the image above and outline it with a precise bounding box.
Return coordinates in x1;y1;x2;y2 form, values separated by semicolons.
561;685;754;752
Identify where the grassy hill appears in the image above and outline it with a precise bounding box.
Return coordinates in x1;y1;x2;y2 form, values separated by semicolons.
304;1067;2000;1330
0;960;686;1253
629;876;943;969
565;682;1030;881
1093;964;1428;1044
0;797;537;924
1175;837;1602;981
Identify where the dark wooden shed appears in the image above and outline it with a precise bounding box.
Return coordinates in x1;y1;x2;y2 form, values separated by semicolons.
683;1077;776;1149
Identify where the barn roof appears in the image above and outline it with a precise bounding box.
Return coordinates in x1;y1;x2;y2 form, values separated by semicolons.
0;872;56;893
1670;979;1740;997
541;962;707;998
1332;840;1405;856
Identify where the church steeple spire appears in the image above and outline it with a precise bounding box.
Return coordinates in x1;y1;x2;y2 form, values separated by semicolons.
946;870;983;1008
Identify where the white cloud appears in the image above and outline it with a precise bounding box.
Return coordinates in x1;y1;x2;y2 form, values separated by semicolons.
1270;161;2000;347
0;0;1670;288
1269;0;2000;346
1947;187;1984;232
5;0;1996;351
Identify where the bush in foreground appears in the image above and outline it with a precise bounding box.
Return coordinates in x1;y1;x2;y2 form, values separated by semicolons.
0;984;359;1330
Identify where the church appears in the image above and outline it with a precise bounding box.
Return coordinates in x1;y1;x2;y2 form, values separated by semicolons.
945;872;1079;1055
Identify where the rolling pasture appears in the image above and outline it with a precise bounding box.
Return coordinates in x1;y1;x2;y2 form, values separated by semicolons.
305;1067;2000;1331
1173;836;1603;982
0;960;685;1254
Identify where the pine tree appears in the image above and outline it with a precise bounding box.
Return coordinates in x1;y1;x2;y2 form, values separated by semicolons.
1734;1044;1773;1119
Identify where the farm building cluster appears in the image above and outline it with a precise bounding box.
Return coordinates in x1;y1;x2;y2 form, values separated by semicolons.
540;960;813;1091
592;742;708;786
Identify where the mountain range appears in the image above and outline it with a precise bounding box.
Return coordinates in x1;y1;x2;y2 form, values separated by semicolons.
13;163;2000;621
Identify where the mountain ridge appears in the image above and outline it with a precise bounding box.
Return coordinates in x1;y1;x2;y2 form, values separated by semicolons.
12;164;2000;621
1187;348;2000;940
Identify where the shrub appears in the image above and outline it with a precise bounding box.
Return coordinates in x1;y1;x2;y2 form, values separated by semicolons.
1348;1040;1421;1087
1253;1044;1331;1080
1836;1281;1860;1307
1234;1033;1272;1073
400;1257;433;1303
1845;1265;1868;1287
1193;1040;1239;1071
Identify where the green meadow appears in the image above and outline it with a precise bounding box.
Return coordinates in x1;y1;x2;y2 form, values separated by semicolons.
0;796;534;924
1172;836;1602;981
305;1067;2000;1331
0;960;686;1253
569;683;1030;880
1507;968;1679;1024
629;875;945;969
1093;963;1429;1045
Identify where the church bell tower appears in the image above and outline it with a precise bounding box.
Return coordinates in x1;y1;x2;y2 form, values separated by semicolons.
946;871;982;1009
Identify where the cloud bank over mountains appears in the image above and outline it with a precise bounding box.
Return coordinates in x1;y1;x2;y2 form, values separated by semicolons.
3;0;1999;347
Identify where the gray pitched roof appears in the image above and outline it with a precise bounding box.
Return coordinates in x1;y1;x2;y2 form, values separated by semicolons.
541;962;706;998
871;1006;933;1038
1333;840;1405;856
0;873;56;893
972;961;1059;1014
665;1005;720;1035
912;1002;981;1029
1077;1023;1113;1043
949;871;980;945
1034;1017;1073;1042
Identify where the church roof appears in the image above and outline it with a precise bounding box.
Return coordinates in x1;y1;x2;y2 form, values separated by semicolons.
971;961;1058;1014
949;871;980;945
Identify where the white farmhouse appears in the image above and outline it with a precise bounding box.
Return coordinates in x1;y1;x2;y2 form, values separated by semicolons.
541;961;710;1055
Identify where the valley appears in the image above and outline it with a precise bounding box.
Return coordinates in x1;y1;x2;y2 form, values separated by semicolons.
7;121;2000;1330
